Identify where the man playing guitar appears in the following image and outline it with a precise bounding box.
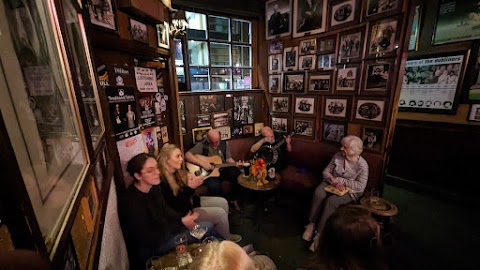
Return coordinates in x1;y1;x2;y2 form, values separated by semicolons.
250;126;293;171
185;129;242;210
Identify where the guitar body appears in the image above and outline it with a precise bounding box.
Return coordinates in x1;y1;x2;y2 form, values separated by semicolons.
185;155;224;179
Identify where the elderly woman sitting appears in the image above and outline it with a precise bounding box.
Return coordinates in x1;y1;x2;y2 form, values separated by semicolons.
303;135;369;251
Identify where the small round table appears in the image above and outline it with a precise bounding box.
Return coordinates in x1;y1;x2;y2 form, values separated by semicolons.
360;196;398;244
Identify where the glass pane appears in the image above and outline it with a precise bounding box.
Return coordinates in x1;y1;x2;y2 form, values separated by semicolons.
232;45;251;67
186;11;207;40
174;39;184;66
211;68;231;90
188;40;209;66
210;43;231;66
190;67;210;91
233;68;252;89
232;19;251;43
0;0;87;251
176;67;185;82
208;15;229;41
62;3;104;149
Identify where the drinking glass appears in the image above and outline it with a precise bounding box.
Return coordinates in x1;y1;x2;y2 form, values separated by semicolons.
174;233;188;255
201;236;219;245
190;224;208;243
243;162;251;176
146;256;162;270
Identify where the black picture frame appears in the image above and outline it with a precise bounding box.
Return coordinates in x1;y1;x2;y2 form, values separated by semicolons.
269;40;284;54
322;120;346;143
283;71;306;93
361;58;396;96
337;27;365;63
84;0;118;33
328;0;361;32
317;35;336;55
269;74;282;93
307;71;333;94
299;55;316;71
363;0;403;22
283;46;299;71
365;15;402;59
361;126;385;153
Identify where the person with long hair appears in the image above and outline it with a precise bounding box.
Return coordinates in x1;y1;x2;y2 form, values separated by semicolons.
317;205;387;270
118;153;216;269
188;241;257;270
158;144;242;243
303;135;369;251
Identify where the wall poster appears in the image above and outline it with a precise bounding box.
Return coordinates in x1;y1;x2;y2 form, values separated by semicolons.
106;87;138;140
134;67;157;92
399;53;466;113
433;0;480;45
138;94;156;127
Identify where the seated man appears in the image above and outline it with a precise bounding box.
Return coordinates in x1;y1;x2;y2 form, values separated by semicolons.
250;126;292;171
185;129;242;209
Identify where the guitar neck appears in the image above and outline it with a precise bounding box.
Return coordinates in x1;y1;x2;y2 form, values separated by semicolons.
272;131;296;150
215;163;237;168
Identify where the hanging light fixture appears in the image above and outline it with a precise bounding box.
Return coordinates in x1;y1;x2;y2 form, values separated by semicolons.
170;10;188;38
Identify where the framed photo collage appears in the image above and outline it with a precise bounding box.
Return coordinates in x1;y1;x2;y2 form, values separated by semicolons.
266;0;404;151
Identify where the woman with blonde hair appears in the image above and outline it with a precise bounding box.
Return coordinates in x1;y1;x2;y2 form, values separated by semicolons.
158;144;242;242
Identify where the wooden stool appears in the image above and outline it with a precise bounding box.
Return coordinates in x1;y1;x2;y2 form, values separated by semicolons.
360;196;398;244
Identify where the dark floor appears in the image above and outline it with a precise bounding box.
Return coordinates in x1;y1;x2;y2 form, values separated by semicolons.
229;184;480;270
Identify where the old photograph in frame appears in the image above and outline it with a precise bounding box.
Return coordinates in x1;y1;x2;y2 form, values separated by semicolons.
157;21;170;49
283;46;299;71
361;126;385;152
408;4;422;51
199;94;225;113
299;38;317;55
294;96;316;115
324;96;351;120
334;64;360;94
192;126;212;143
269;40;284;54
266;0;292;39
353;97;387;124
272;116;288;133
233;95;254;126
294;118;315;139
243;124;254;134
317;54;335;70
254;122;264;136
299;55;316;71
337;28;365;63
269;74;282;93
399;52;467;114
328;0;360;31
308;71;332;94
85;0;117;32
366;16;401;59
317;35;336;54
364;0;403;21
212;111;230;128
361;58;395;96
269;54;283;73
272;95;290;113
467;104;480;122
283;71;305;93
197;114;211;127
433;0;480;45
293;0;327;38
215;126;232;140
322;120;346;143
130;18;148;43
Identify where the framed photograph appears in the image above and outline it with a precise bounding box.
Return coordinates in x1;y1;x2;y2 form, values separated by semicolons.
399;52;467;114
467;104;480;122
294;96;316;115
197;114;211;127
254;122;264;136
130;18;148;44
299;55;316;70
322;120;346;143
299;39;317;55
283;46;299;71
283;71;305;93
272;95;290;113
324;96;351;120
338;28;365;63
156;21;170;49
317;54;335;70
192;127;212;143
269;54;283;73
212;111;230;128
361;126;384;152
334;64;360;93
215;126;232;140
317;36;336;54
269;75;282;93
85;0;117;32
199;95;224;113
243;124;254;134
272;117;288;133
293;0;327;38
266;0;293;39
364;0;403;21
361;59;395;96
232;126;243;137
408;5;422;51
433;0;480;45
269;40;284;54
353;97;388;124
294;118;315;139
233;96;254;126
308;71;332;94
328;0;360;31
366;16;401;59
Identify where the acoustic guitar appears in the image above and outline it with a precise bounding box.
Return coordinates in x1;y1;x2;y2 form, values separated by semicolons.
185;154;239;179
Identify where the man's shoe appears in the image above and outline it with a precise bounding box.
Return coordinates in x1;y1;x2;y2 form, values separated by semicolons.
228;234;243;243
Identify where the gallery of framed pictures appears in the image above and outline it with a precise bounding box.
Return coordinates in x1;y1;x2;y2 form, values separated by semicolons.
294;118;315;140
398;52;469;114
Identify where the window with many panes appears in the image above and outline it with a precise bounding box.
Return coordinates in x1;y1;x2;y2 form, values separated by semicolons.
174;11;252;91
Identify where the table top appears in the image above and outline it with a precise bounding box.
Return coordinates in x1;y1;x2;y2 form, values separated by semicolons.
159;243;202;268
237;173;281;191
360;196;398;217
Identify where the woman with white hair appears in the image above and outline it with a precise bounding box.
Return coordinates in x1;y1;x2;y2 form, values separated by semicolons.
302;135;369;251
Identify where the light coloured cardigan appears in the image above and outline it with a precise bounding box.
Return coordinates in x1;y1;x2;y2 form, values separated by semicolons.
322;152;369;193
